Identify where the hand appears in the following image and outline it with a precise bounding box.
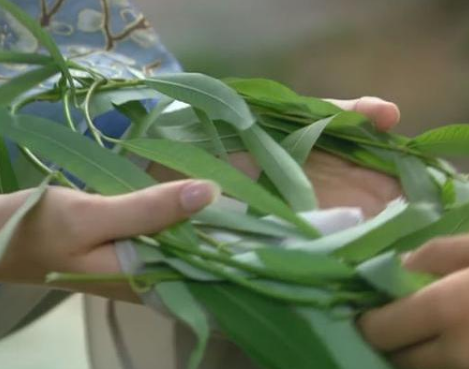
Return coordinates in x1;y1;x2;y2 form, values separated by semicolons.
0;180;219;301
226;97;403;217
359;236;469;369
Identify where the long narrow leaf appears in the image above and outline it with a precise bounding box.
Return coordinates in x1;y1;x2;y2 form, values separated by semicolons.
191;284;340;369
0;64;60;107
0;175;51;260
239;125;317;212
395;154;442;207
0;51;53;65
145;73;255;130
0;138;19;193
156;282;209;369
121;138;320;238
357;252;436;298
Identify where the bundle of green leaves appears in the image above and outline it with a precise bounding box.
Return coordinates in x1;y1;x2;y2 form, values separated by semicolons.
2;1;469;368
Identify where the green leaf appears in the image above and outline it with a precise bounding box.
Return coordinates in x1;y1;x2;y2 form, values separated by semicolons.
194;108;228;161
357;252;436;298
391;201;469;253
0;175;51;260
288;200;439;263
134;241;220;281
282;115;335;164
395;154;442;207
190;284;340;369
225;78;340;118
121;138;320;238
297;307;393;369
113;100;148;124
145;73;255;130
195;206;302;239
87;87;158;118
0;110;155;195
409;124;469;156
0;138;19;193
0;64;60;107
333;201;440;263
0;51;53;65
441;178;456;207
0;0;73;87
234;248;354;285
239;125;317;212
156;282;209;369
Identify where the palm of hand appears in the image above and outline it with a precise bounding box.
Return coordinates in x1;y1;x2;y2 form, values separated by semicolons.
304;151;402;218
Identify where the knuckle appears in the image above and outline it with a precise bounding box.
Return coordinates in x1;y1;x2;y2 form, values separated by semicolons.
62;193;107;238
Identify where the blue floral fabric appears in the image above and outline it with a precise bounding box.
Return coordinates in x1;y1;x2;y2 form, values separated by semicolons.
0;0;181;138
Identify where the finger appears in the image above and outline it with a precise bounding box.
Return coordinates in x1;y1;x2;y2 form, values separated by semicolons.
358;282;449;351
326;97;401;131
390;340;445;369
403;235;469;276
82;180;220;245
65;243;140;303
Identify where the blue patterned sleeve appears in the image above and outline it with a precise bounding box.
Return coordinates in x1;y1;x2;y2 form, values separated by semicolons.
0;0;182;139
0;0;182;337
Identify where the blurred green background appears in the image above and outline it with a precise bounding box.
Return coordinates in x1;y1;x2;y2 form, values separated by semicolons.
139;0;469;136
1;0;469;368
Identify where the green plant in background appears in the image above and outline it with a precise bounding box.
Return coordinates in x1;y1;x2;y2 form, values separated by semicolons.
2;1;469;369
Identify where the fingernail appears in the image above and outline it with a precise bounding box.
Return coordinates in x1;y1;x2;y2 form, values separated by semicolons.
180;180;221;212
400;252;414;265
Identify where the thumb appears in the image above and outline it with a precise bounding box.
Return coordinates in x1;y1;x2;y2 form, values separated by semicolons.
402;235;469;276
84;179;220;245
325;96;401;132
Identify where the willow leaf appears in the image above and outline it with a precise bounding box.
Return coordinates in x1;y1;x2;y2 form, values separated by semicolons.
395;154;442;207
190;284;340;369
226;78;340;118
282;115;336;164
297;307;393;369
391;201;469;253
195;206;302;239
287;200;439;263
0;51;52;65
121;138;320;238
0;138;18;193
0;110;154;194
409;124;469;156
156;282;209;369
145;73;255;130
0;175;51;260
234;248;354;285
0;64;60;107
357;252;436;298
194;108;228;161
239;125;317;212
